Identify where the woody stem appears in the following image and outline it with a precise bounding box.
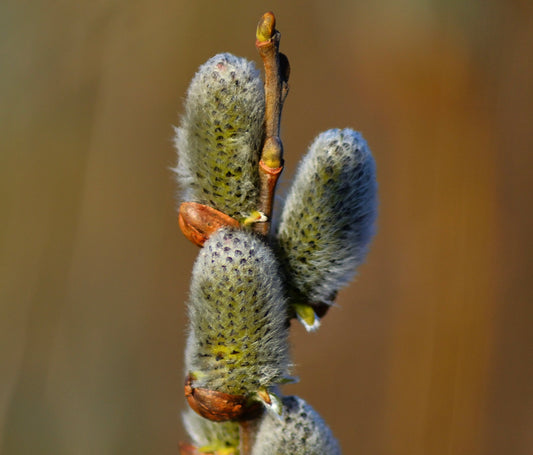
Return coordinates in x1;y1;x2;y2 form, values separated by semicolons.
254;11;289;236
239;420;253;455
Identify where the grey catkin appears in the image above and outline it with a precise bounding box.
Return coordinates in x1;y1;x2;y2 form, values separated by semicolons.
185;228;290;396
174;53;265;221
182;408;240;452
276;128;378;307
251;395;342;455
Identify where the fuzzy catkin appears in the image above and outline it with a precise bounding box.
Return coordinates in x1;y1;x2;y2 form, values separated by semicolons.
185;228;290;396
182;408;240;452
276;128;378;307
174;53;265;221
251;395;341;455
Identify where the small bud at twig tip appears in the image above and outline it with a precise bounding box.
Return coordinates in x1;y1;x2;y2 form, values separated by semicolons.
256;12;276;42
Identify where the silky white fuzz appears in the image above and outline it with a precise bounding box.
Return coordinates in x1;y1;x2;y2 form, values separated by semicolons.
174;53;265;221
185;228;291;396
251;395;342;455
276;128;378;307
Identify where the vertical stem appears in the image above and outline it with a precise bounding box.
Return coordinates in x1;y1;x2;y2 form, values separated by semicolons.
239;420;253;455
255;12;290;236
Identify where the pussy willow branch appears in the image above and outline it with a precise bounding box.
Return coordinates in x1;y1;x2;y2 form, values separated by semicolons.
178;13;291;455
254;12;289;236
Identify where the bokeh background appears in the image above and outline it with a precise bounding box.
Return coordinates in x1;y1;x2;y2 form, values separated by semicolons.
1;1;532;454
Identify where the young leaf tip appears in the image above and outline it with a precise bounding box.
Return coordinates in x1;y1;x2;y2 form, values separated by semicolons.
293;303;321;331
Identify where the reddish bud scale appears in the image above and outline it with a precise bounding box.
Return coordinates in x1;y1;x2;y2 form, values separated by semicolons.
179;202;240;247
185;375;263;422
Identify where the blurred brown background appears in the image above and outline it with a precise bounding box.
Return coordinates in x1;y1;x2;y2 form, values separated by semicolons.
1;1;532;454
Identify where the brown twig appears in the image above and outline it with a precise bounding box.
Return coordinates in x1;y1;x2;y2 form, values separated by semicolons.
254;11;290;235
239;420;254;455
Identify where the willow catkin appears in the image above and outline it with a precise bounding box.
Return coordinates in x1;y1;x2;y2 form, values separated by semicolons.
182;407;240;453
174;53;265;221
276;128;378;308
251;395;341;455
185;228;290;396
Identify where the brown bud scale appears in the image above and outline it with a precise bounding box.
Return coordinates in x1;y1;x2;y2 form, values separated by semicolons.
184;375;263;422
179;202;240;247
